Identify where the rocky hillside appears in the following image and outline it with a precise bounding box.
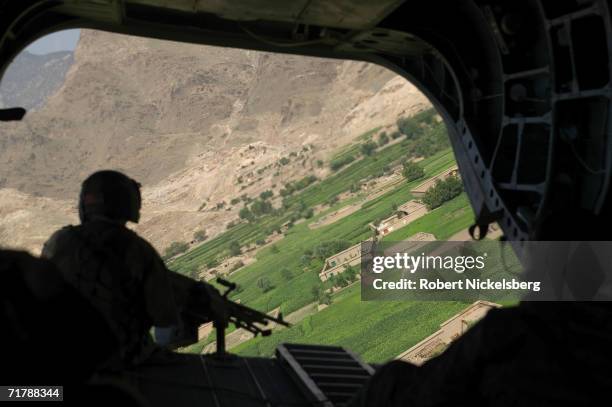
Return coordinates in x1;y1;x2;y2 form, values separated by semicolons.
0;50;73;110
0;29;430;254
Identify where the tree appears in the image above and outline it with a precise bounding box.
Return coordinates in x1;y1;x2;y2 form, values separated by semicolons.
378;132;389;146
397;117;423;138
163;241;189;260
327;195;339;206
319;292;332;305
421;176;463;210
251;199;273;216
193;229;207;242
402;161;425;182
239;206;255;222
330;155;355;171
300;254;313;266
311;284;323;301
313;240;351;261
302;208;314;219
310;283;332;305
281;267;293;281
257;277;274;293
391;131;403;139
334;273;349;287
260;190;274;200
345;265;359;282
229;240;242;256
360;141;378;156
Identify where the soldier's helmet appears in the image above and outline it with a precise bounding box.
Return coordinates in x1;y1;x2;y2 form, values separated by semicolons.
79;170;142;224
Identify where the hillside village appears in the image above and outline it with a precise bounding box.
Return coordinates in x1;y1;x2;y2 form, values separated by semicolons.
0;29;430;254
172;108;502;360
0;29;505;365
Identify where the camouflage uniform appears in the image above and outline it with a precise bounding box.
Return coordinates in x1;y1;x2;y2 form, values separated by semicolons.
42;218;179;368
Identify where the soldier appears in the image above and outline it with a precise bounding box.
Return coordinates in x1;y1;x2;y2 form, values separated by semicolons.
42;170;181;369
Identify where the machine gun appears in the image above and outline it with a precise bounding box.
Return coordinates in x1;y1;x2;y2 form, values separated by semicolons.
168;271;290;355
146;272;371;407
205;277;290;355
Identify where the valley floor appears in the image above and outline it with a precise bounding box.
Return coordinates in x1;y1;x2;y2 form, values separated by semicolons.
175;112;483;362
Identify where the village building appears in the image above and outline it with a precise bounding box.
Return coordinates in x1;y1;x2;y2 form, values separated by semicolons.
397;300;500;365
370;199;429;237
384;232;436;258
318;240;371;282
405;231;436;242
318;233;436;282
410;165;460;197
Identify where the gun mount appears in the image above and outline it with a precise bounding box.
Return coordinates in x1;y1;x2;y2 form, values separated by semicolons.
144;274;371;406
211;277;290;355
167;271;289;356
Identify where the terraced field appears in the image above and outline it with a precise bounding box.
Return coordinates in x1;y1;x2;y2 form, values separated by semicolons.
230;191;474;362
174;110;475;357
194;150;459;318
233;285;469;363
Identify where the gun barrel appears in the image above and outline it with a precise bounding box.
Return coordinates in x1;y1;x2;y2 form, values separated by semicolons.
227;301;290;328
169;270;290;341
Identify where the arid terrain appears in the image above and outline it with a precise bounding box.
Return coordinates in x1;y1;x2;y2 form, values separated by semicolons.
0;29;430;254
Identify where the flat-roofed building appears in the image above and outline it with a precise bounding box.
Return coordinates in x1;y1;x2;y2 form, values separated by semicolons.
319;233;436;282
319;240;374;282
370;200;429;237
385;232;436;256
397;300;500;365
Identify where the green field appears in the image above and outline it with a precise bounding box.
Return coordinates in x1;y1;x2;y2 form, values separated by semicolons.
169;136;453;276
233;285;469;363
230;192;475;362
173;110;478;357
200;149;459;319
383;193;474;241
183;190;475;354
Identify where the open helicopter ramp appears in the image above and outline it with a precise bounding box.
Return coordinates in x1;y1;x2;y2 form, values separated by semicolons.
120;344;373;407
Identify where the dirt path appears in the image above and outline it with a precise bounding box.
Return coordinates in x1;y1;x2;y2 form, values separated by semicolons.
309;204;361;229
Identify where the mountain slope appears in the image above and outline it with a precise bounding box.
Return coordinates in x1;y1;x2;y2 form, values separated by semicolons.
0;29;431;253
0;50;73;111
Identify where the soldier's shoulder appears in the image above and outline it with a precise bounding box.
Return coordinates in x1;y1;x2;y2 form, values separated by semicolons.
47;225;81;241
42;225;79;258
